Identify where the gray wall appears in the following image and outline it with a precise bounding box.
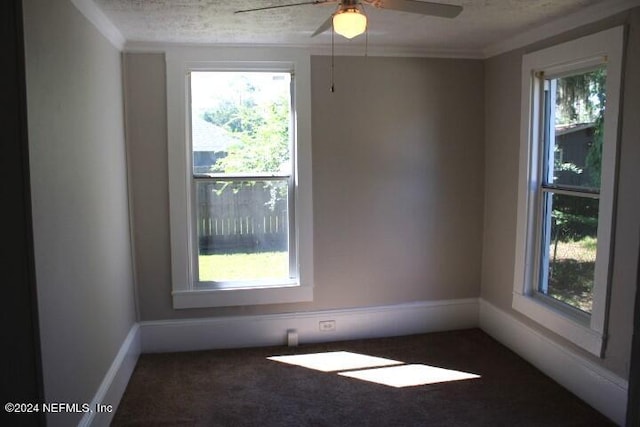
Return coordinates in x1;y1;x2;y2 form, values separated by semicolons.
482;8;640;378
124;54;485;320
22;0;137;425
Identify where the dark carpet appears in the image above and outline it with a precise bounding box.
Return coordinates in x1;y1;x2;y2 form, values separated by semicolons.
112;329;614;426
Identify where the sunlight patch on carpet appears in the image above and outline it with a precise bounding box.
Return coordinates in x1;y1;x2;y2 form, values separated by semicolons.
338;364;481;388
268;351;481;388
267;351;403;372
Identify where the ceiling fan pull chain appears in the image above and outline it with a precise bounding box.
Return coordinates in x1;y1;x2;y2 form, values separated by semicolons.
363;4;369;58
331;22;335;93
365;29;369;58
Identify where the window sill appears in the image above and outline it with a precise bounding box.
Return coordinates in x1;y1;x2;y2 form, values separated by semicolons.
195;279;299;291
172;283;313;309
512;292;604;356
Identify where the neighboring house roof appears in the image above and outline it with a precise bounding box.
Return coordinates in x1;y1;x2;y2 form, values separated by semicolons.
192;115;239;152
555;122;595;136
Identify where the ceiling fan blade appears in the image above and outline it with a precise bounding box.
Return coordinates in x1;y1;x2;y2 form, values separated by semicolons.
311;15;334;37
372;0;462;18
235;0;335;14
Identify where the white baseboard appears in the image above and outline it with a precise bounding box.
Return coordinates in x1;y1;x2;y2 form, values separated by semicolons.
79;324;141;427
478;298;628;426
79;298;629;426
139;298;480;353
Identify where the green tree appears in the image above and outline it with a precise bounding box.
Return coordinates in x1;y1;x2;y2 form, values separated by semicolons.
214;94;290;174
555;68;605;124
550;67;606;261
555;67;606;188
201;77;291;210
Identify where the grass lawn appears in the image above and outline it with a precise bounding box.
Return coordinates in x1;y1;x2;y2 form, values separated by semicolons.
200;239;596;311
199;251;288;282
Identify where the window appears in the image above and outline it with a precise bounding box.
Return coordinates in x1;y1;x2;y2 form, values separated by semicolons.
538;68;605;315
166;49;313;309
191;71;295;286
513;27;624;356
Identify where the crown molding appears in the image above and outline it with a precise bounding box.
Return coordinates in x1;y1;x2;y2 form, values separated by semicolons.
124;41;484;59
307;44;484;59
483;0;640;58
70;0;126;51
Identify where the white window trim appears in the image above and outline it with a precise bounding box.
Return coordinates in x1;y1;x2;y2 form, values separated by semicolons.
513;26;624;356
166;47;313;309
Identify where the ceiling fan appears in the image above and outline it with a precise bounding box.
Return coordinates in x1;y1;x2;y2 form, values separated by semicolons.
235;0;463;39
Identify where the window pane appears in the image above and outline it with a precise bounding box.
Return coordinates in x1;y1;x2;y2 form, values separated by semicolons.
196;179;290;282
547;67;606;190
190;71;291;175
540;192;599;313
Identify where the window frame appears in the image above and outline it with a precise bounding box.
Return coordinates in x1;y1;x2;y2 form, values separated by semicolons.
513;27;624;356
166;48;313;309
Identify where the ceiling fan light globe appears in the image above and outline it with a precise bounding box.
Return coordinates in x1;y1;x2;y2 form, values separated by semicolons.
333;9;367;39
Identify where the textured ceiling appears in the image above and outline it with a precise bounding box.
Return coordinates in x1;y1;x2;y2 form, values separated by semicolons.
94;0;607;51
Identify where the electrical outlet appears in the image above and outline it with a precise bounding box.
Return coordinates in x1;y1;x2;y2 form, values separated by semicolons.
319;320;336;332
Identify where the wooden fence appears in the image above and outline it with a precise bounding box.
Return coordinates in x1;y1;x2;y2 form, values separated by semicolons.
196;180;288;254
